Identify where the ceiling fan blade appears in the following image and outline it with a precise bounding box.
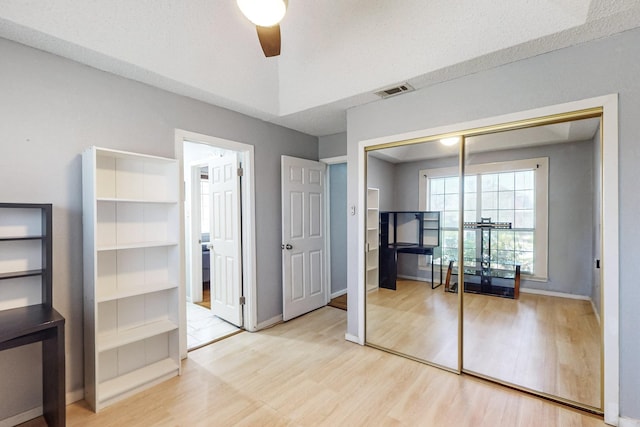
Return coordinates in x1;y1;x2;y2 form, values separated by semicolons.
256;24;281;57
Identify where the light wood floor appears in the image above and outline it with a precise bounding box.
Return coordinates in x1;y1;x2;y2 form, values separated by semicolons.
186;302;240;350
194;285;211;309
50;306;607;426
366;280;601;409
367;281;460;369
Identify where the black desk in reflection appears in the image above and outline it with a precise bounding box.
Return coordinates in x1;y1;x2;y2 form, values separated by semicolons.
378;211;441;291
379;243;441;290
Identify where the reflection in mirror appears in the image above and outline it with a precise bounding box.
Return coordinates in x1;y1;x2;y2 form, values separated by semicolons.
365;139;459;370
460;118;602;409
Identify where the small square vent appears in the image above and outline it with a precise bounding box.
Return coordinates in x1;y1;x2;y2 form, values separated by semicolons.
375;83;415;98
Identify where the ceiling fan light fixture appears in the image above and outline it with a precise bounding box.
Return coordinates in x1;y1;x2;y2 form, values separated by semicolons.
237;0;287;27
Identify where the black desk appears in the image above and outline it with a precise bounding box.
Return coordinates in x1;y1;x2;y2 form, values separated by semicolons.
0;305;65;427
379;243;441;290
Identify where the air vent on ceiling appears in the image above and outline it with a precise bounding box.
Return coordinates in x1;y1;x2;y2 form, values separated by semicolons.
375;83;415;99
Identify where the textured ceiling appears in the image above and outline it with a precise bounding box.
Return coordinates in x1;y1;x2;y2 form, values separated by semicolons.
0;1;638;136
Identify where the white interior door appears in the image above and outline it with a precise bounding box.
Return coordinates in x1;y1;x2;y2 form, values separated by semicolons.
281;155;327;321
208;152;243;327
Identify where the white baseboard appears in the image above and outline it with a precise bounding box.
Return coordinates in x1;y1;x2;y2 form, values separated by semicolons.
395;280;599;320
520;287;590;300
396;274;425;281
345;333;363;345
0;407;42;427
256;314;283;330
0;388;85;427
620;416;640;427
401;276;594;302
590;299;601;325
396;272;440;283
331;288;347;298
67;388;84;404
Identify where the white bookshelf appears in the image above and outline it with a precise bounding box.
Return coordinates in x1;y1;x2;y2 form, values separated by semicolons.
366;188;379;291
83;147;181;412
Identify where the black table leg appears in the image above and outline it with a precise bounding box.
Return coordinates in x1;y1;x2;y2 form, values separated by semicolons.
42;324;65;427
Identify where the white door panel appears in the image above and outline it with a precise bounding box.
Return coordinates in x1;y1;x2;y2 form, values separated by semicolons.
209;153;243;327
281;156;327;321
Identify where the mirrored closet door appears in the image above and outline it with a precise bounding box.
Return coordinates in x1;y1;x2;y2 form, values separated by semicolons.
461;117;602;410
365;138;460;371
363;110;604;413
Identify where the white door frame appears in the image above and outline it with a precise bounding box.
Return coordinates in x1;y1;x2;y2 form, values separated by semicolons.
356;94;619;424
188;161;208;303
321;155;348;301
175;129;258;359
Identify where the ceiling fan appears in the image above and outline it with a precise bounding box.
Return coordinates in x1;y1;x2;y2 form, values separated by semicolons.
237;0;287;57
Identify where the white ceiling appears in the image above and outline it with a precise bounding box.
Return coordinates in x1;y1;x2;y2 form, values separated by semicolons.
0;1;638;137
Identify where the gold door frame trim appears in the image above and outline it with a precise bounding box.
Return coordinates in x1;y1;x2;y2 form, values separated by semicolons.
364;107;602;152
464;369;603;416
363;106;605;415
458;135;466;374
366;342;460;375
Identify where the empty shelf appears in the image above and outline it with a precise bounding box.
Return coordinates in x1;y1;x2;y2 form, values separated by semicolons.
98;320;178;352
97;198;177;204
0;269;44;280
97;282;178;303
97;241;178;251
0;236;44;241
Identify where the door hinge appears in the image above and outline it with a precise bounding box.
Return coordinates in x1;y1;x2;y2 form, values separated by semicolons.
237;167;243;177
239;296;246;305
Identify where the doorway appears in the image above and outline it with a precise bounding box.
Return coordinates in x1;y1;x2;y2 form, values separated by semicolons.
323;156;348;310
175;130;258;356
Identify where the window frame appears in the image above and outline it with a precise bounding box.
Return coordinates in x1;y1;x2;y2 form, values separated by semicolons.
418;157;549;281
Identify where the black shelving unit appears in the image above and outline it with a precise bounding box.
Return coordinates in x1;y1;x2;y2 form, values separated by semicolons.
0;203;65;427
444;218;521;299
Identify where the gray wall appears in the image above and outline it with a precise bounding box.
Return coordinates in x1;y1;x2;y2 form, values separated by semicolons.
346;27;640;417
391;141;594;296
319;132;347;159
0;37;317;420
392;156;458;211
329;163;347;294
366;156;396;211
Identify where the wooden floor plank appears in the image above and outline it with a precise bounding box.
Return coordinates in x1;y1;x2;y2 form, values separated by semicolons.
366;279;601;408
57;306;606;426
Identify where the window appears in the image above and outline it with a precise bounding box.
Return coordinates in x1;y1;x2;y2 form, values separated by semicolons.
418;158;548;280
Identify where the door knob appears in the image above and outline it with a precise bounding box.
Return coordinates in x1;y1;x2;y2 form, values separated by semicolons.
286;244;293;250
281;244;285;250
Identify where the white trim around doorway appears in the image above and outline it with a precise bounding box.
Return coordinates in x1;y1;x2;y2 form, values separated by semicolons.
175;129;258;359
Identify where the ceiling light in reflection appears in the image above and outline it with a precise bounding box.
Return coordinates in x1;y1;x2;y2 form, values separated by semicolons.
440;136;460;146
